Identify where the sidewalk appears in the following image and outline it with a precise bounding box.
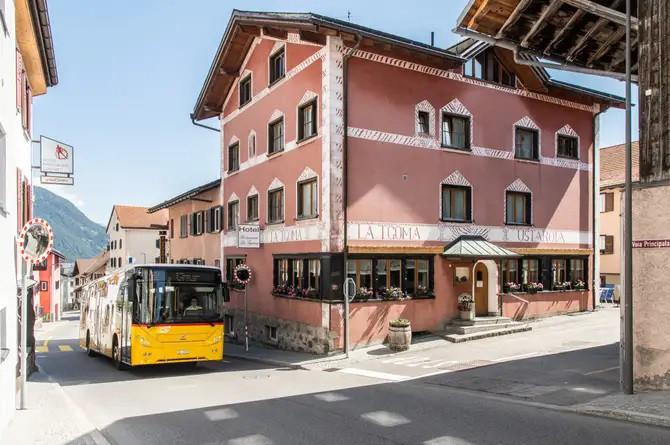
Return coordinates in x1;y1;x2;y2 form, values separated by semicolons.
575;390;670;428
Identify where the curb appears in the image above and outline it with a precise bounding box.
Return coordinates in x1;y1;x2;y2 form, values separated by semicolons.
576;407;670;429
225;350;301;369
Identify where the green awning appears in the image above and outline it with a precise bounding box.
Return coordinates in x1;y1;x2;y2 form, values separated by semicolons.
442;235;520;259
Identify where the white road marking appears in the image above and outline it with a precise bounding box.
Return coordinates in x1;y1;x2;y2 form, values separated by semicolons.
204;407;238;421
584;366;619;376
424;436;473;445
314;392;349;402
491;352;539;362
421;360;457;369
404;358;435;367
381;356;428;364
337;368;408;381
228;434;273;445
361;410;411;427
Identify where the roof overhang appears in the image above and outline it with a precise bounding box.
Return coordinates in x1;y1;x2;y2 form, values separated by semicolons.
149;179;221;213
15;0;58;94
193;10;464;121
456;0;638;80
443;235;521;259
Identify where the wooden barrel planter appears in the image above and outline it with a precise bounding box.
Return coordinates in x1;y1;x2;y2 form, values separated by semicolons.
388;319;412;351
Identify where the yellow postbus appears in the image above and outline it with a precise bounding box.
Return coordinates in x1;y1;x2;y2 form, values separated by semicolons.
79;264;227;369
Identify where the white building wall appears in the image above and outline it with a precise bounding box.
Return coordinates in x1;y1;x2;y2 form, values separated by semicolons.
0;1;35;432
126;229;161;265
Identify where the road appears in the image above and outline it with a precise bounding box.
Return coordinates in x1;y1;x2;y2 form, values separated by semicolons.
32;311;670;445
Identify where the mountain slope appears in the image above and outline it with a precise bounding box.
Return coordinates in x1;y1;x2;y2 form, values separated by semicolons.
33;187;107;261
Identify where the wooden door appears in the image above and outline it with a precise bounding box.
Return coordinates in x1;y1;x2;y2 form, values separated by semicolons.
474;264;488;316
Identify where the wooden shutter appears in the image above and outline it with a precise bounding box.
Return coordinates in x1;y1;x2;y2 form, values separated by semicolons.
605;235;614;254
16;169;22;230
524;193;532;224
605;193;614;212
26;183;32;220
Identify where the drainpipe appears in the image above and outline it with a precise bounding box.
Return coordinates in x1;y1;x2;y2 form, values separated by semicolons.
593;108;605;313
342;34;362;357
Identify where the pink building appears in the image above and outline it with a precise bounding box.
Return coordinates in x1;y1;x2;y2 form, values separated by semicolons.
192;11;623;353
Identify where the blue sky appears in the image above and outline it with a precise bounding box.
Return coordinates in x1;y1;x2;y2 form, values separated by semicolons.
33;0;638;225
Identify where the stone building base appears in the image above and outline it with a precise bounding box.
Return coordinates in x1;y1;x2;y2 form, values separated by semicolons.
223;308;335;354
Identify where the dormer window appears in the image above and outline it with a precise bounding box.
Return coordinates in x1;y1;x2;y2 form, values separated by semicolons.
269;48;285;85
239;74;252;107
463;50;516;88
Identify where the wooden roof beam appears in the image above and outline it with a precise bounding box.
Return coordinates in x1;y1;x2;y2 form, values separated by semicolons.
566;0;622;62
587;26;625;67
544;8;585;54
520;0;564;48
496;0;533;39
607;35;637;71
560;0;638;31
468;0;493;30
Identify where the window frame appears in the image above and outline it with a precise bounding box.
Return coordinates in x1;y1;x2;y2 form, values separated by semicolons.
247;194;259;222
228;142;240;173
297;98;318;142
600;234;614;255
441;112;471;151
505;191;532;226
514;126;540;161
417;110;430;136
272;255;323;299
179;214;189;238
600;192;614;213
440;184;472;223
269;47;286;85
227;200;239;231
248;131;256;158
556;134;579;160
268;117;285;155
296;178;318;220
346;256;435;301
267;187;284;224
239;73;252;107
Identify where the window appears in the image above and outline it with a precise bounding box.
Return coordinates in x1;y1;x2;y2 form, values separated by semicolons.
417;111;430;135
116;223;119;231
40;281;48;291
502;259;518;284
268;188;284;224
224;314;234;335
239;74;252;107
405;259;430;297
600;235;614;254
118;257;122;267
269;47;285;84
506;191;531;225
267;325;278;342
521;259;540;284
228;142;240;172
297;179;318;219
275;258;289;287
441;114;470;150
441;185;471;222
226;257;245;285
0;131;5;212
268;118;284;154
207;206;222;233
273;257;322;298
119;239;122;249
557;135;579;159
552;259;567;285
191;211;204;236
180;214;188;238
155;239;160;249
347;259;373;297
463;50;516;88
308;259;320;291
348;257;433;300
515;127;539;160
248;133;256;158
227;200;239;230
570;258;586;282
247;194;259;221
298;99;318;141
290;259;304;288
600;192;614;213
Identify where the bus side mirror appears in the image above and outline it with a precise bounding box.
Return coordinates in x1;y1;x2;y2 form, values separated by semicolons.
127;278;136;301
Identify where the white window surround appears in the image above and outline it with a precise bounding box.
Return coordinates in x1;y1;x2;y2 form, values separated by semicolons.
415;100;435;138
227;192;239;203
439;98;474;150
268;42;286;85
296;91;319;142
504;178;533;225
296;167;319;221
247;185;259;197
439;170;473;222
555;124;580;160
513;116;541;161
267;177;286;225
248;130;256;158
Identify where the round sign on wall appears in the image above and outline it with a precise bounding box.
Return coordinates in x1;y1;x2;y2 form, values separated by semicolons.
234;263;252;286
17;218;53;265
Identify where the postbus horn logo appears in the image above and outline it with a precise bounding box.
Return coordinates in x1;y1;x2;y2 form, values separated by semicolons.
55;145;69;160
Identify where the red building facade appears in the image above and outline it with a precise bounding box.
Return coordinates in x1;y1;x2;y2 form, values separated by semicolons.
193;12;623;353
34;250;64;321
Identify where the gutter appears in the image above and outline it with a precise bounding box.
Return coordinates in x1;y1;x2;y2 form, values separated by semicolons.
190;113;221;133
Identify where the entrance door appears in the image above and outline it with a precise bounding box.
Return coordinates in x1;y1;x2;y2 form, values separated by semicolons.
474;263;488;316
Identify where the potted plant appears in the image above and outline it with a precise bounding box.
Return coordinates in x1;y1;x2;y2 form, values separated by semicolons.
457;294;474;320
384;286;405;300
388;319;411;351
355;286;373;301
525;282;544;294
573;280;586;290
504;282;521;293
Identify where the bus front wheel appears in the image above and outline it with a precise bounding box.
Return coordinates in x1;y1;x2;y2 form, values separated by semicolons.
112;336;125;370
86;331;96;357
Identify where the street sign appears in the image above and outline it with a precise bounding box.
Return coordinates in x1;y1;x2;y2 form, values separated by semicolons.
40;175;74;185
40;136;74;175
17;218;53;265
238;224;261;248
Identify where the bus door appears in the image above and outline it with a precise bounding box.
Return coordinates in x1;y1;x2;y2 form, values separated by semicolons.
119;283;131;363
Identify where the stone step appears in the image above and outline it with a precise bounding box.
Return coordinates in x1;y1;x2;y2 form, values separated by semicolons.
446;321;526;335
450;316;512;327
441;325;532;343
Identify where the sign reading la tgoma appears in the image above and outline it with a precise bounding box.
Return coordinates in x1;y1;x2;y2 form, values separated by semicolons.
40;136;74;185
238;224;261;248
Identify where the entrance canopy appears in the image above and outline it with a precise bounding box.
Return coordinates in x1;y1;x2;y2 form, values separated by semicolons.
442;235;520;259
456;0;638;78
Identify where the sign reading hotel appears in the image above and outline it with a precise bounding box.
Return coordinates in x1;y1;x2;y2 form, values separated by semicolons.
238;224;261;248
632;239;670;249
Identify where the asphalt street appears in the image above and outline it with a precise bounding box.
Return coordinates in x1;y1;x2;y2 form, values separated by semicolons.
31;313;670;445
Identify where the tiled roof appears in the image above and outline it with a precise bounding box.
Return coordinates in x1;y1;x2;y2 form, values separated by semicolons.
111;205;168;230
600;142;640;188
74;251;108;276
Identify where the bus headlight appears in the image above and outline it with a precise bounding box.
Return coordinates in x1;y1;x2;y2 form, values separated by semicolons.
211;336;222;344
137;336;150;347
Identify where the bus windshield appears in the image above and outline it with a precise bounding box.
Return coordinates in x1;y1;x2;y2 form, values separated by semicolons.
153;282;223;324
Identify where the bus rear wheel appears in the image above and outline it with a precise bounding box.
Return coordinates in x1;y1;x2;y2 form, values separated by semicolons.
112;337;126;370
86;331;96;357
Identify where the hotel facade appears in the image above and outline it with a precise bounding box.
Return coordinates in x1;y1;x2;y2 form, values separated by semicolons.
192;11;623;353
